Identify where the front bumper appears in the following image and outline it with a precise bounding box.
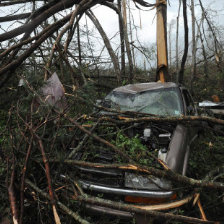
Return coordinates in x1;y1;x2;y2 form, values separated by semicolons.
79;180;194;218
79;180;174;198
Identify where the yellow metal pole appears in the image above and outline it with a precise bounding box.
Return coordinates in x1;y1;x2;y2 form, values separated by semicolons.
156;0;169;82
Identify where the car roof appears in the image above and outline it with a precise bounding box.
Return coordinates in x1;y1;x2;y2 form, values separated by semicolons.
112;82;179;94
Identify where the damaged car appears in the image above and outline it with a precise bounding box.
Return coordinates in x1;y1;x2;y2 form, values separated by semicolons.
73;82;199;222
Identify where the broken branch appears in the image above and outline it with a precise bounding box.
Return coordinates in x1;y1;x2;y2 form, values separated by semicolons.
64;114;133;162
25;179;90;224
51;159;224;191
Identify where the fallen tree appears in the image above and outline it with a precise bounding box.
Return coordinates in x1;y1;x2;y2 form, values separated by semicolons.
1;86;223;223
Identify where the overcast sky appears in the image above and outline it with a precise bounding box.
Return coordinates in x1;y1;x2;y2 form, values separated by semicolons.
80;0;224;68
91;0;224;43
1;0;223;42
0;0;223;68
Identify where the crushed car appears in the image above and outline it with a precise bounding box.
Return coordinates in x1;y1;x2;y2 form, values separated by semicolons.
73;82;199;222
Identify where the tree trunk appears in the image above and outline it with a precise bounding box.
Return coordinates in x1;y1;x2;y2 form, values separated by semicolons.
176;0;181;80
198;0;223;73
122;0;134;84
190;0;196;91
77;21;82;66
86;10;121;85
168;20;174;79
196;14;208;77
128;0;136;69
177;0;188;84
118;0;126;80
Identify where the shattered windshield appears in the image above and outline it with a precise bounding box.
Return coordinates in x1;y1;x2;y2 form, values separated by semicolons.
105;88;183;116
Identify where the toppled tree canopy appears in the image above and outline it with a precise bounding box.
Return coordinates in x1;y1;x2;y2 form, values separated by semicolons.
0;0;156;88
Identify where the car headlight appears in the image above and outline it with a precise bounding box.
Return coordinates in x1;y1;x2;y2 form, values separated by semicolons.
125;172;171;191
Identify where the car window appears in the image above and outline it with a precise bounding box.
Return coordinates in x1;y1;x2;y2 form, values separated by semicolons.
105;88;183;116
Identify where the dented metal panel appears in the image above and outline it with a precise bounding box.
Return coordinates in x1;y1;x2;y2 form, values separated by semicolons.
166;124;188;174
112;82;178;94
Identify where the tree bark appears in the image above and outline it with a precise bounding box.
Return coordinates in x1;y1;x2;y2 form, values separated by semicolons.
77;21;82;66
103;1;127;81
198;0;223;73
77;194;215;224
0;0;83;42
177;0;188;84
51;159;224;190
0;17;69;88
195;15;208;77
0;13;31;22
25;179;90;224
190;0;196;91
122;0;134;84
0;0;94;88
64;114;133;162
128;0;136;69
175;0;181;80
118;0;126;80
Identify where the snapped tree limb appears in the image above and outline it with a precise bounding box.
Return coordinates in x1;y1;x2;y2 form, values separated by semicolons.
52;160;224;191
25;179;217;224
25;179;90;224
